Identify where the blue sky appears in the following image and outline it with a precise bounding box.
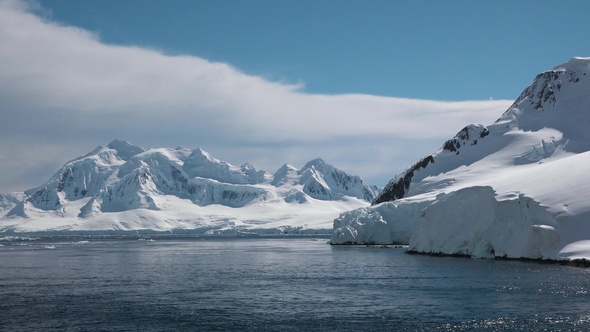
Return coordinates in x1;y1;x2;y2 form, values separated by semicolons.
35;0;590;101
0;0;589;193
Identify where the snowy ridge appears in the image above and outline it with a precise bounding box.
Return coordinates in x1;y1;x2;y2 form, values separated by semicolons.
332;57;590;261
274;158;379;202
7;140;141;217
183;148;271;185
1;142;376;234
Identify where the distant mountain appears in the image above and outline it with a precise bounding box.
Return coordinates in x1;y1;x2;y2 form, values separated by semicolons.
182;147;271;185
1;141;378;234
273;158;379;203
0;193;24;213
332;57;590;262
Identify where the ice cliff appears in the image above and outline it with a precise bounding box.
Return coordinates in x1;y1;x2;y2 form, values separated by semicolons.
331;57;590;261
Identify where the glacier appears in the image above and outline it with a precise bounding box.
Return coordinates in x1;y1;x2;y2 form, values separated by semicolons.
331;57;590;261
0;141;378;235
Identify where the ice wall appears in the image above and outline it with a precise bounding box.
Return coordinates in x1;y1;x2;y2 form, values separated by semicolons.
331;198;431;245
409;186;560;259
332;186;561;260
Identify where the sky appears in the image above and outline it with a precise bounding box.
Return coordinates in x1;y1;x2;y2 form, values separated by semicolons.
1;0;589;193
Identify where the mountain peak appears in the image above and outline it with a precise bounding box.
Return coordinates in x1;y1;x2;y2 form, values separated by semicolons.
333;58;590;261
553;57;590;73
495;56;590;143
188;147;217;162
303;158;327;170
375;57;590;206
277;163;297;171
106;139;145;161
2;141;378;232
271;163;298;186
182;147;269;185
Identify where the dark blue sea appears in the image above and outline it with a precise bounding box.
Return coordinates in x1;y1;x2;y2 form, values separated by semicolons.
1;236;590;331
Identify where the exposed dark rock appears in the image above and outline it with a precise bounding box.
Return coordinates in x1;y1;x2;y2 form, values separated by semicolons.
375;123;491;205
480;128;489;138
407;250;590;268
505;67;583;113
373;155;434;205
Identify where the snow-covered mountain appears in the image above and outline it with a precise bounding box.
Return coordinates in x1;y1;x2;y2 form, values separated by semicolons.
1;141;378;234
332;57;590;262
0;193;24;213
273;158;379;202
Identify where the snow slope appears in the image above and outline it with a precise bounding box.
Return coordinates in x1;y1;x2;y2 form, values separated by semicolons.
0;192;24;214
0;141;378;234
332;57;590;261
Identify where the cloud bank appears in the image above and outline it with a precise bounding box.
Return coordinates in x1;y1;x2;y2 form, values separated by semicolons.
0;0;512;192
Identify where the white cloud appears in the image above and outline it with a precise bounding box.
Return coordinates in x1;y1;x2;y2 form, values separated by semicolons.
0;0;512;192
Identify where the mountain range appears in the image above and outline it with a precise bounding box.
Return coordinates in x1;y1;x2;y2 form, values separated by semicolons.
4;56;590;263
332;57;590;262
0;141;378;234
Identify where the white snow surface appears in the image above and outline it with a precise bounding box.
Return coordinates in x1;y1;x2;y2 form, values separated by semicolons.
331;57;590;261
0;142;378;235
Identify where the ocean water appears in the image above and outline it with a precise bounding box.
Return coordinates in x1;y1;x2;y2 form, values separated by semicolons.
1;236;590;331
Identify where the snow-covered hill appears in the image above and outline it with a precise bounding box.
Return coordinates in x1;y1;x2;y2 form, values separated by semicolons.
332;57;590;261
0;141;378;234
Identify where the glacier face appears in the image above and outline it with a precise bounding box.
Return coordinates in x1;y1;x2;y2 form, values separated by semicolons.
1;141;378;234
408;187;560;259
332;57;590;261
